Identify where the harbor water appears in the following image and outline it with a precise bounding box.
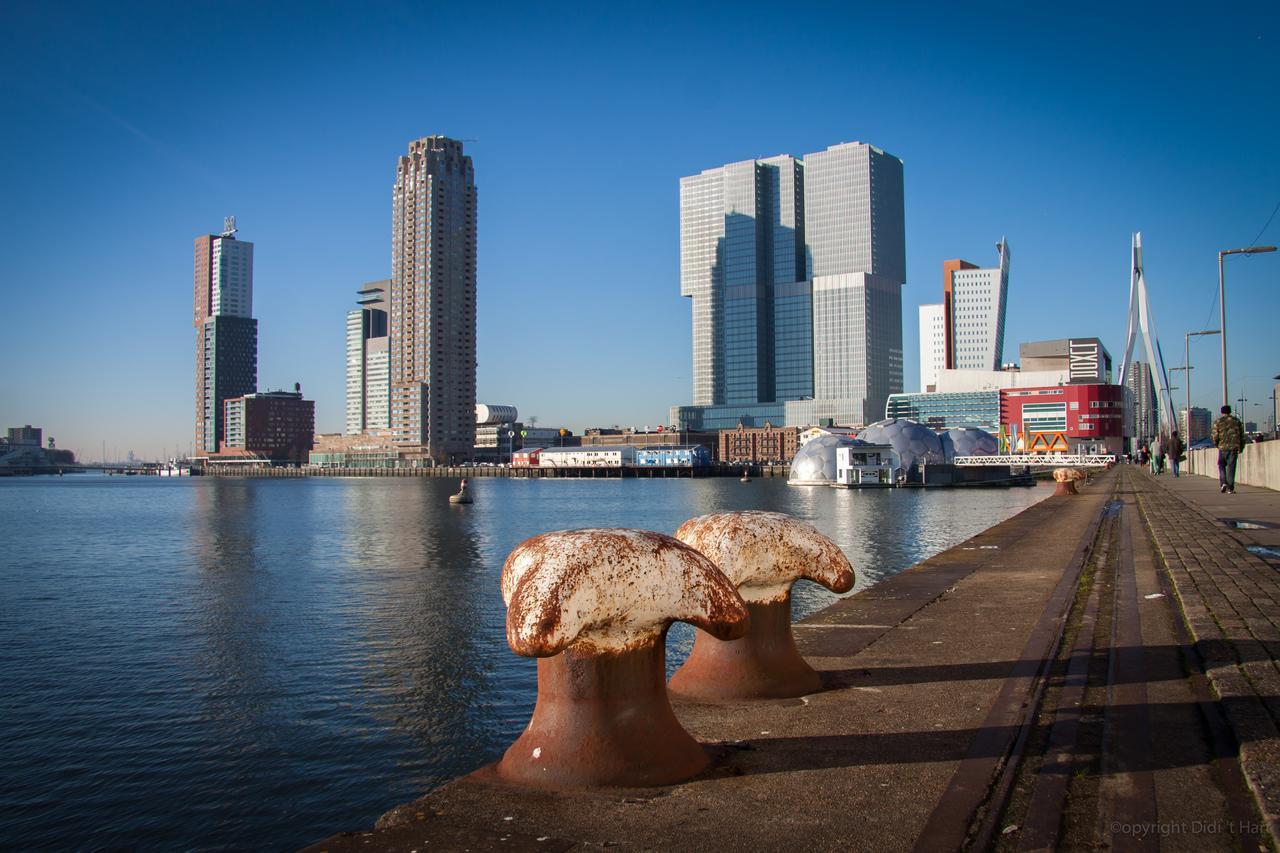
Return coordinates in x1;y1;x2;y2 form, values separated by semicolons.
0;474;1050;849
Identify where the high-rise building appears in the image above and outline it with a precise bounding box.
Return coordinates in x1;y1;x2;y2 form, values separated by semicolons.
944;241;1009;372
345;281;390;434
918;303;946;392
389;137;477;463
1180;407;1211;444
194;218;257;454
673;140;906;430
1125;362;1159;446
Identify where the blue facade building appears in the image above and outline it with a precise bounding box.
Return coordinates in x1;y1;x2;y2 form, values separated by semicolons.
884;390;1000;431
634;445;712;467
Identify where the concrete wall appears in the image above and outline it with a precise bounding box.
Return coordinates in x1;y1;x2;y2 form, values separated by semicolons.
1187;440;1280;491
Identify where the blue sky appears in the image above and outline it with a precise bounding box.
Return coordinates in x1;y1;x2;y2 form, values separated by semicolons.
2;2;1277;460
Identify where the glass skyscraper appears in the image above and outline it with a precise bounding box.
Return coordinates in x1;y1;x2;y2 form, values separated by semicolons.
673;141;905;431
345;281;390;435
193;219;257;454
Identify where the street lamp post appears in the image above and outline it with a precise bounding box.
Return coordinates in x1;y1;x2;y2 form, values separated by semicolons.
1176;329;1220;439
1219;245;1277;408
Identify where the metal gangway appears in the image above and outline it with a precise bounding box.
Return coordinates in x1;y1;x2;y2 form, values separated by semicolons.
953;454;1116;468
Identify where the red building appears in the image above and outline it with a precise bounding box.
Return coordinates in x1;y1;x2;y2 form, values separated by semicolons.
1000;384;1125;455
512;447;542;467
216;390;315;463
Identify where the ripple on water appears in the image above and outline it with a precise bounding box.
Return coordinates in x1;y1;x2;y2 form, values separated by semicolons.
0;474;1049;849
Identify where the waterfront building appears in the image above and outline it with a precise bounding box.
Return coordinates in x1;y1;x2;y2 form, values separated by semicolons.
1001;384;1125;454
581;428;718;458
634;445;713;467
932;367;1068;393
6;425;41;447
389;136;477;463
518;427;578;449
673;140;906;431
309;431;401;469
1125;361;1159;447
474;404;520;463
1019;338;1112;383
885;390;1001;432
1180;407;1211;443
539;446;636;468
718;422;801;464
346;281;390;434
942;241;1010;372
194;218;257;455
918;303;946;391
219;390;315;463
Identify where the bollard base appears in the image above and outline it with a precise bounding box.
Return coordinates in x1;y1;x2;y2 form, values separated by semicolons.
669;595;820;701
497;638;708;788
1053;480;1079;496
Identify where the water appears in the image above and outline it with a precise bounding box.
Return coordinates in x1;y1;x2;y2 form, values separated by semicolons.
0;474;1049;850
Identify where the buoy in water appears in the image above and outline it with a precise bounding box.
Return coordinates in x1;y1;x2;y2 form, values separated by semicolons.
449;478;473;504
740;467;750;483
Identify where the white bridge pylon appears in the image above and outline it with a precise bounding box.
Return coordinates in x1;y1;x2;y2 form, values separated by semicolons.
1117;233;1177;436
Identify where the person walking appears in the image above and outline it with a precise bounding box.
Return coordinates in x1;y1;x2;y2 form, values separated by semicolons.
1211;404;1245;494
1150;434;1165;475
1167;430;1184;478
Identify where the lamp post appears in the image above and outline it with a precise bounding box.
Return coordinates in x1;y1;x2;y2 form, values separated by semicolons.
1273;374;1280;437
1219;245;1277;408
1176;329;1220;438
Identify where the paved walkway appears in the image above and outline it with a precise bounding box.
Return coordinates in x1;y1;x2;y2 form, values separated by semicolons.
1131;466;1280;843
305;469;1280;852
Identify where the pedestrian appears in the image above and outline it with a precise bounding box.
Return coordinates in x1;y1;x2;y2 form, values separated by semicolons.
1167;430;1184;478
1150;435;1165;475
1211;404;1245;494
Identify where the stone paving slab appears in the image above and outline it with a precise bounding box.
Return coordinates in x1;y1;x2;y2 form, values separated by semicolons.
1131;466;1280;842
305;478;1114;852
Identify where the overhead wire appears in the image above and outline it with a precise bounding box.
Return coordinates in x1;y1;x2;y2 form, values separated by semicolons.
1194;198;1279;335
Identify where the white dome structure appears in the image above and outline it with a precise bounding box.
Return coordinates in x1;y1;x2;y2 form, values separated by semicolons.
788;433;855;485
940;427;998;461
858;419;944;471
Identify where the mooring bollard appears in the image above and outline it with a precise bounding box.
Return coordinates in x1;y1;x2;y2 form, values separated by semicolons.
496;528;749;788
669;511;855;701
1053;467;1086;496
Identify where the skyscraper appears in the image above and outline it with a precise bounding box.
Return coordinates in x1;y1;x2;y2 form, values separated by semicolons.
388;136;477;463
945;240;1010;372
345;281;390;434
194;218;257;454
918;303;946;391
1126;361;1159;446
673;141;906;430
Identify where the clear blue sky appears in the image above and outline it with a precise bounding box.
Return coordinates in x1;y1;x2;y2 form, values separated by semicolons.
2;2;1277;460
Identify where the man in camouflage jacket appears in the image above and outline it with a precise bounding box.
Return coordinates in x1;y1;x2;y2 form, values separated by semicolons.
1211;405;1245;494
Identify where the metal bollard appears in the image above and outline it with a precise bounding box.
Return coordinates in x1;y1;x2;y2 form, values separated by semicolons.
497;528;748;788
669;511;855;701
1053;467;1085;496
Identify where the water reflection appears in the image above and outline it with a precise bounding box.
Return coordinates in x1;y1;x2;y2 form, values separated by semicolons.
1;475;1049;850
337;478;519;787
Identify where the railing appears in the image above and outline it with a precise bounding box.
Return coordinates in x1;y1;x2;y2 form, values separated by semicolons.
953;454;1116;468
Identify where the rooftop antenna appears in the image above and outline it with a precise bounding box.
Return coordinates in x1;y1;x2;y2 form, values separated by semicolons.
222;216;237;238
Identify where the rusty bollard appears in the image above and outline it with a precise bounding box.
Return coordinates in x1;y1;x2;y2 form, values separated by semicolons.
669;511;855;701
1053;467;1086;496
496;529;749;788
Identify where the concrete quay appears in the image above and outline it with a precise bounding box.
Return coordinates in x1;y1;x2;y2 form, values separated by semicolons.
306;466;1280;852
